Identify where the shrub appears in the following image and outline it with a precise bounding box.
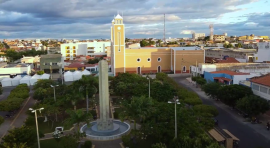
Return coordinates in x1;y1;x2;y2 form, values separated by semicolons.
36;70;44;75
83;140;92;148
156;72;168;81
0;116;4;125
196;78;206;86
184;97;203;106
193;104;219;117
0;87;2;95
0;98;24;111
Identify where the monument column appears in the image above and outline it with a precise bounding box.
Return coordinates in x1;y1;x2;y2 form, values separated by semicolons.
97;60;114;130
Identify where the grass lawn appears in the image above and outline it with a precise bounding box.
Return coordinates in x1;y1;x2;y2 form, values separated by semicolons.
33;139;79;148
37;118;72;134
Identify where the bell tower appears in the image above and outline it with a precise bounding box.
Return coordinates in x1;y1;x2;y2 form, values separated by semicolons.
111;14;125;76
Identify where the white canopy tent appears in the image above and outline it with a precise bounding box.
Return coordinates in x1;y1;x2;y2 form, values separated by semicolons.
30;74;41;85
20;76;31;86
73;71;82;81
40;73;50;79
64;71;73;82
11;75;22;86
1;77;12;87
82;69;91;76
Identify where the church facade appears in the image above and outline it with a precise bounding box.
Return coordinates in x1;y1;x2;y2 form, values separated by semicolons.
110;14;205;76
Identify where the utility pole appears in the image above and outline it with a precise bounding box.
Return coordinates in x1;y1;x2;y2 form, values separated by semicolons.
164;14;165;44
196;60;198;76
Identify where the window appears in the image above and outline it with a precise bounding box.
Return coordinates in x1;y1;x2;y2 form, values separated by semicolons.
137;58;141;62
157;57;161;62
73;46;76;49
147;58;151;62
252;84;259;91
88;51;94;53
260;86;268;93
52;63;58;65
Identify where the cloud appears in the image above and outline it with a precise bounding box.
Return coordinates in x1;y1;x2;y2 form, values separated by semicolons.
0;0;267;39
180;30;195;34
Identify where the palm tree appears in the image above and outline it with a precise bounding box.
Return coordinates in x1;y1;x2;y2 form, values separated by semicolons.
73;75;98;113
65;85;84;111
64;109;92;131
120;96;153;130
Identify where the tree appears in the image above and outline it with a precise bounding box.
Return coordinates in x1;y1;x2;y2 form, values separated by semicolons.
88;58;100;64
0;87;2;95
227;43;233;48
236;43;242;48
120;96;153;130
140;39;149;47
1;142;30;148
0;98;24;111
156;72;168;81
125;38;130;43
64;109;92;131
1;126;40;148
73;75;98;112
236;95;270;117
193;104;219;117
65;85;84;110
183;97;203;106
196;77;207;86
152;143;167;148
202;82;221;100
217;85;253;108
33;79;56;90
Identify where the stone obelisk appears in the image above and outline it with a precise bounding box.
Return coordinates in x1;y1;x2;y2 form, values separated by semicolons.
97;60;114;131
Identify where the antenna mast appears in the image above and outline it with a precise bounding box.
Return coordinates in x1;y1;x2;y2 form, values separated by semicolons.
164;14;165;43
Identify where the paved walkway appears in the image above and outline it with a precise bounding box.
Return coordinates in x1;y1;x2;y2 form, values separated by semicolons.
179;78;270;141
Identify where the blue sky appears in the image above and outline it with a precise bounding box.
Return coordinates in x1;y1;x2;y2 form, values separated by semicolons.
0;0;269;40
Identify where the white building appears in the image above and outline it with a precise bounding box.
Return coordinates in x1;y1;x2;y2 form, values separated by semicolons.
254;42;270;62
21;56;40;64
192;33;205;40
250;74;270;101
61;41;111;60
0;63;31;76
191;63;270;77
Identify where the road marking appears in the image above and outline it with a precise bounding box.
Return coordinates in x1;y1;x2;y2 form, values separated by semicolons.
10;97;31;126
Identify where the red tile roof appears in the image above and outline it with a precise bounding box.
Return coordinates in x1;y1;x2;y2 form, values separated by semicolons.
211;70;249;76
250;74;270;87
66;62;85;68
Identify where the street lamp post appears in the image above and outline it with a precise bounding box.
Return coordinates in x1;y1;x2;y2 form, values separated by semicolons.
29;107;44;148
168;96;180;139
51;85;59;102
147;77;150;98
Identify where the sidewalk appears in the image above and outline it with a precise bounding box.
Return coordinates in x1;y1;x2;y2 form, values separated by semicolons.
179;78;270;141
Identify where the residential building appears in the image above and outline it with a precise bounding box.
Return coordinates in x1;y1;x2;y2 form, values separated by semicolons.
40;54;62;73
21;56;40;64
213;35;225;42
254;42;270;63
205;48;257;63
0;62;31;76
204;70;252;85
110;14;205;76
250;74;270;101
191;63;270;77
61;41;111;60
192;33;205;40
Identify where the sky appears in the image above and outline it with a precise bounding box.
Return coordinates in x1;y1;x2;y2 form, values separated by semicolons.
0;0;269;40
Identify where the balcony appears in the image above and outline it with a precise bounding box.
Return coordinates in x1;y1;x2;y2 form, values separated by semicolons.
66;54;70;57
73;54;76;57
65;46;70;49
73;46;76;49
66;50;70;53
73;50;76;53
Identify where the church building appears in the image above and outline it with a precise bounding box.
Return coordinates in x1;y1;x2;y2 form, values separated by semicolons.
110;14;205;76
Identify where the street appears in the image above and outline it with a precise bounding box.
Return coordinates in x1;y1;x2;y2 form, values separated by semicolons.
173;76;270;148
